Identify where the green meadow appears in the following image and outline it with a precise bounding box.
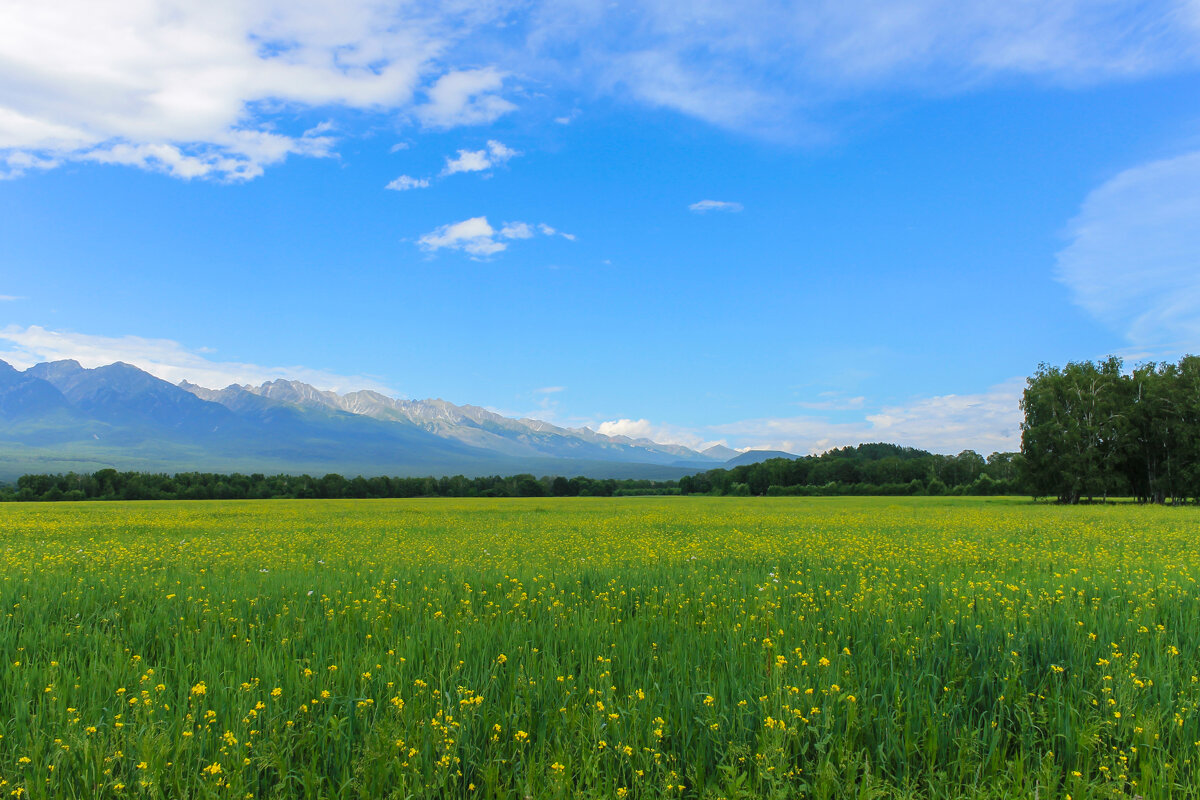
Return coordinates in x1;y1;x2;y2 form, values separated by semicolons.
2;497;1199;798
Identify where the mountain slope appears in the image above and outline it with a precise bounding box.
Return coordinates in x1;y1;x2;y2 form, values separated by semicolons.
0;359;722;479
0;360;73;419
724;449;797;467
248;381;713;463
702;444;739;460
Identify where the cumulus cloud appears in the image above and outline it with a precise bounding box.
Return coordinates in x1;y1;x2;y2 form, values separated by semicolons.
385;174;430;191
416;68;516;129
689;199;743;213
1056;149;1200;353
441;139;519;176
418;216;573;258
0;1;513;180
595;418;719;451
0;325;390;393
418;216;507;257
386;140;517;194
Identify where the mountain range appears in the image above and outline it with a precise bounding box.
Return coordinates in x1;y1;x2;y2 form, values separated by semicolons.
0;359;785;480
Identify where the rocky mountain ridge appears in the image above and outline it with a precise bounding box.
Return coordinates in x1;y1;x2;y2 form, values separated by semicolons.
0;359;746;479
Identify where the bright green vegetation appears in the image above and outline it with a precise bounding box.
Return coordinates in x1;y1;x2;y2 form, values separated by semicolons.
2;497;1199;799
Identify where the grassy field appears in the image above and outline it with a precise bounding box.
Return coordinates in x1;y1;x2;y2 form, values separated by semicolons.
2;497;1199;799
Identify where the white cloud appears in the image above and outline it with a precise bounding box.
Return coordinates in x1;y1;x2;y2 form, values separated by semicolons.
862;380;1024;453
1056;149;1200;352
593;379;1023;455
0;324;390;393
418;216;507;257
689;199;743;213
485;140;519;161
418;216;571;258
75;134;335;181
442;149;491;174
499;222;534;239
526;1;1200;135
712;379;1024;454
416;68;516;129
441;139;519;176
0;1;512;180
535;385;566;394
0;295;22;301
796;394;866;411
385;174;430;191
3;1;1196;177
595;418;718;450
536;222;578;241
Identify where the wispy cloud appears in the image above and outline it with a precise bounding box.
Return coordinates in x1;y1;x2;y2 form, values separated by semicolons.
441;140;520;176
534;386;566;394
689;199;743;213
385;175;430;191
499;222;534;239
795;393;866;411
538;223;575;241
418;216;574;259
1056;149;1200;354
530;2;1200;135
596;379;1023;455
0;295;23;302
0;325;391;393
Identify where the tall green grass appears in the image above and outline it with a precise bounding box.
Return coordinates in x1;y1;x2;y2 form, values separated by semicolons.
2;497;1199;798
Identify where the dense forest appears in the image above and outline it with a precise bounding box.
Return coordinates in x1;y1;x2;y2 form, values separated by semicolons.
0;444;1022;501
0;470;681;501
679;443;1023;496
1021;356;1200;504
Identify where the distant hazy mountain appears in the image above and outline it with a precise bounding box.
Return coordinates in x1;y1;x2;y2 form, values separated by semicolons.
0;359;730;480
701;444;739;461
0;360;74;419
724;449;798;467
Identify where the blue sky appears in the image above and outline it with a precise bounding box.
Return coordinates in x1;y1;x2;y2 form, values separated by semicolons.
2;0;1199;454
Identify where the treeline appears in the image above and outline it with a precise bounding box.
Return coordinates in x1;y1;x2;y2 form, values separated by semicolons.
1021;356;1200;504
1;444;1032;502
0;469;680;502
680;443;1025;496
